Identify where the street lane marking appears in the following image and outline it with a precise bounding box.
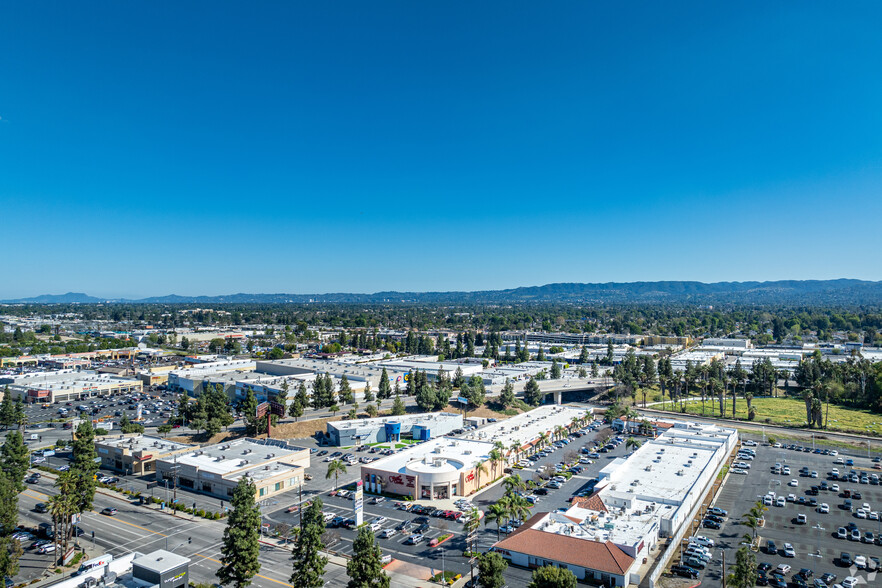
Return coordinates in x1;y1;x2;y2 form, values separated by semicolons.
194;553;292;587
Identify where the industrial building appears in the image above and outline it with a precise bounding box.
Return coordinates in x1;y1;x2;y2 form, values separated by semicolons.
0;370;143;404
167;359;256;395
155;437;310;501
256;358;407;387
326;412;463;446
492;420;737;585
359;436;497;499
95;434;194;475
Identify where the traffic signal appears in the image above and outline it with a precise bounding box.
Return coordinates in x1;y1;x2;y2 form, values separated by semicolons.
188;537;191;544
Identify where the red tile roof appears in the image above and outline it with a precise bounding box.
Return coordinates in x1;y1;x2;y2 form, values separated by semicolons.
493;515;634;575
570;491;608;512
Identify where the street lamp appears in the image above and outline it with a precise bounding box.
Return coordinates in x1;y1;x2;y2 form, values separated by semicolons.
436;548;445;585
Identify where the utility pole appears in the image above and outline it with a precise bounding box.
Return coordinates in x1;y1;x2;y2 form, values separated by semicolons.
721;550;726;588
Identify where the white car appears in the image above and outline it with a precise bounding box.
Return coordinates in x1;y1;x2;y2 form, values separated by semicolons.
856;509;868;519
369;522;382;531
831;483;840;492
690;535;715;548
854;555;867;569
818;503;830;513
372;516;388;525
781;543;796;557
782;467;791;475
732;468;748;475
787;494;797;502
789;479;799;487
796;513;807;524
379;528;397;538
836;457;845;465
776;497;786;507
734;462;751;469
842;577;858;588
773;442;783;448
737;454;755;461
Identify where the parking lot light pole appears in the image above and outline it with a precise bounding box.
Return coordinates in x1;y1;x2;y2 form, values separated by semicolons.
810;524;823;558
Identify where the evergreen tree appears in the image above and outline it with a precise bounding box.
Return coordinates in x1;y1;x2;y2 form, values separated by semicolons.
0;469;20;536
346;526;390;588
11;398;25;428
727;544;758;588
241;388;263;436
528;565;577;588
339;375;354;404
415;383;436;412
499;379;515;408
578;346;590;365
0;390;14;430
378;368;392;400
476;552;508;588
290;499;328;588
550;359;561;379
591;361;599;378
1;430;29;493
536;346;546;361
72;420;98;513
217;478;261;588
453;366;465;389
463;376;486;408
391;394;406;416
0;534;22;583
288;399;304;421
605;340;614;365
524;378;543;406
295;381;310;411
363;382;374;403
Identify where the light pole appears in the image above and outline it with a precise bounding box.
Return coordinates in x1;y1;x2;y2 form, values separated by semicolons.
810;524;823;558
436;548;445;585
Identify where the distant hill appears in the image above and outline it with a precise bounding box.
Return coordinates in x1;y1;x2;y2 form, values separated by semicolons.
4;279;882;305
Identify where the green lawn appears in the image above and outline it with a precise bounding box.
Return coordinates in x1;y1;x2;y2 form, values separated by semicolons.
676;396;882;436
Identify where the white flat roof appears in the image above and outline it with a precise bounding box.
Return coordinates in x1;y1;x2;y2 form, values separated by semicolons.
167;438;305;476
365;437;496;474
97;435;191;454
461;404;590;450
329;411;461;432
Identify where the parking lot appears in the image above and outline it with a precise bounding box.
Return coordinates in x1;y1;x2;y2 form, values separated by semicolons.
17;386;180;429
686;436;882;587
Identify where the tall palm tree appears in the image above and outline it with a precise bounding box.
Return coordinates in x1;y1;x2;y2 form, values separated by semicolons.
325;459;347;491
625;437;642;452
509;440;521;463
474;459;486;488
484;503;508;541
507;494;532;525
488;449;503;480
537;432;550;451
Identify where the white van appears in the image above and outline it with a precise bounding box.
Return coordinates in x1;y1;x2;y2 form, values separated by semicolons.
74;554;113;576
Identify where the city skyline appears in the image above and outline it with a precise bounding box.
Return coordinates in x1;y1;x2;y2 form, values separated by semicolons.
2;2;882;298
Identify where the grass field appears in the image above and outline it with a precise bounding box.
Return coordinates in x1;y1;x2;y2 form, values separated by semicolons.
672;396;882;436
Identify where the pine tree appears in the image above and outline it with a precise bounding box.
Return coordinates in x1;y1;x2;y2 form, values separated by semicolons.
347;526;390;588
12;398;25;428
363;382;374;403
536;346;546;361
591;361;599;378
378;368;391;400
0;534;22;583
339;375;354;404
241;388;262;436
524;378;543;406
72;420;98;513
0;469;20;536
605;340;614;365
217;478;261;588
1;431;30;493
453;367;464;389
550;359;561;379
290;499;328;588
295;381;310;411
499;379;515;408
392;394;406;416
578;346;590;365
0;390;14;430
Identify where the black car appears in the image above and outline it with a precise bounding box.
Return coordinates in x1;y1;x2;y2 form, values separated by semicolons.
394;520;412;532
670;565;699;579
412;516;430;525
797;568;813;579
703;519;721;529
755;573;769;586
758;563;773;574
820;573;837;585
704;514;724;524
414;523;430;534
766;540;777;554
839;552;852;567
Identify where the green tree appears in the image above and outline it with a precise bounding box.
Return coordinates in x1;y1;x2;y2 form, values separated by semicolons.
241;388;264;436
157;424;172;437
378;368;392;400
476;551;508;588
346;526;390;588
550;359;561;379
0;469;19;536
524;378;543;406
1;430;30;493
326;459;347;491
339;375;354;405
528;565;577;588
727;544;758;588
499;379;515;408
72;420;98;513
217;478;261;588
0;534;22;582
291;499;328;588
0;390;14;429
12;398;25;428
391;394;406;416
363;382;374;403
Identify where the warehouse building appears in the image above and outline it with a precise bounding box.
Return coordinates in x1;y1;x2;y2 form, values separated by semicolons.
0;370;143;404
360;436;497;499
95;434;194;475
256;358;406;388
156;437;309;501
167;359;256;395
326;412;463;446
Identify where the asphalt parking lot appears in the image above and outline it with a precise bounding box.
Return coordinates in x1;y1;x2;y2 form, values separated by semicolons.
688;437;882;587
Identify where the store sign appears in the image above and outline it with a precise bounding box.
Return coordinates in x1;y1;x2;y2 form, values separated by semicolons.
465;472;475;482
354;480;364;526
389;475;404;485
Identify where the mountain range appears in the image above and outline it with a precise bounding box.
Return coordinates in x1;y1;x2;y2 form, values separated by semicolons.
3;279;882;305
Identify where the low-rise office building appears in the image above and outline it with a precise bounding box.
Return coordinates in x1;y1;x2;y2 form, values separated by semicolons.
326;412;463;446
156;438;309;501
0;370;143;404
360;436;497;499
256;358;405;388
167;359;256;395
96;434;194;475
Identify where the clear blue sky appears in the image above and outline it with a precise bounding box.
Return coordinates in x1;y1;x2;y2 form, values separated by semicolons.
2;2;881;298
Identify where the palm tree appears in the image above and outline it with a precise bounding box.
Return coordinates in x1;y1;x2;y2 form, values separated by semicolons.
537;432;550;451
507;494;532;525
502;474;526;498
488;448;503;480
474;459;486;488
484;503;508;541
509;440;521;463
554;425;566;442
325;459;347;491
625;437;642;452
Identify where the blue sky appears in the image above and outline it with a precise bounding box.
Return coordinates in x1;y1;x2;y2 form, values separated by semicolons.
2;2;881;298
